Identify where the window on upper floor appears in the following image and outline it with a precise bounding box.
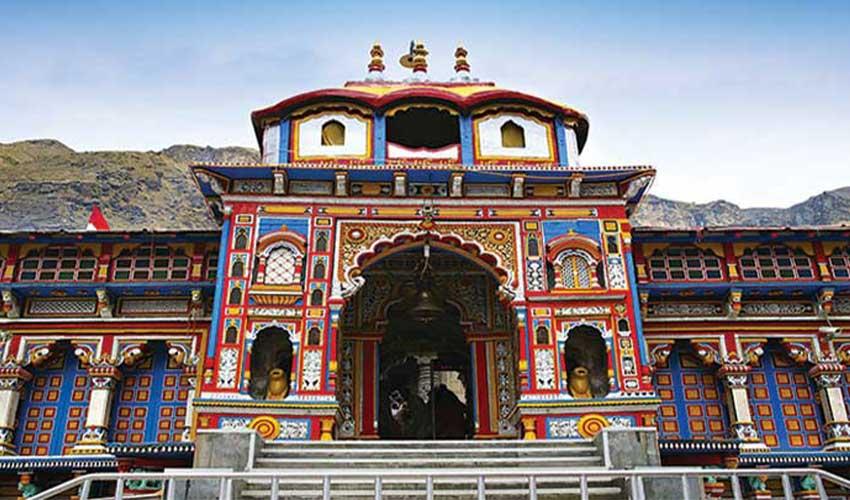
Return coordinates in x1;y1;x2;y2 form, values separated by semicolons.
647;246;723;281
18;246;97;282
321;120;345;146
500;120;526;148
112;245;190;281
205;250;219;281
739;245;814;280
829;247;850;279
265;244;302;285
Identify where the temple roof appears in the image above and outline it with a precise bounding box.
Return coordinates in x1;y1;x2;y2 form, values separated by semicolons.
250;81;590;152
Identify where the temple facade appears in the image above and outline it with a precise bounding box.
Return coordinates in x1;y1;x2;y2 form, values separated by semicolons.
2;42;850;494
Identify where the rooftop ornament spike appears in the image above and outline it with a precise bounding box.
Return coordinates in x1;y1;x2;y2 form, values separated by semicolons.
366;41;385;81
451;43;475;82
400;40;429;82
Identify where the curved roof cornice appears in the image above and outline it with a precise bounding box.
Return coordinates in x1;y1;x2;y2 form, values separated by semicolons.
250;83;590;151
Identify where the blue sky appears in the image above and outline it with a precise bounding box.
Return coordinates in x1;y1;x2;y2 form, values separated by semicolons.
2;1;849;207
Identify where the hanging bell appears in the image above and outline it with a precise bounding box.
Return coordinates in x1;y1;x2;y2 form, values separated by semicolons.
409;286;443;323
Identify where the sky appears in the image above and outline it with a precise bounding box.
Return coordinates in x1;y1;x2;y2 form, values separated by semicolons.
1;0;849;207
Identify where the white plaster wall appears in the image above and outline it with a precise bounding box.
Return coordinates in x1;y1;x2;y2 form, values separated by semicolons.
565;125;581;167
476;114;552;159
295;114;368;158
262;123;280;164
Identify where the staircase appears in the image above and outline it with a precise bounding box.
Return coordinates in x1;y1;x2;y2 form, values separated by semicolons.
241;439;623;499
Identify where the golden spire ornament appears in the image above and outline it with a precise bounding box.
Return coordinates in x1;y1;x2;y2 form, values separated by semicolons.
367;41;385;80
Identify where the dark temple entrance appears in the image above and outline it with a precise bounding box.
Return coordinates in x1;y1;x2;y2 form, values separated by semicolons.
378;300;472;439
338;240;518;440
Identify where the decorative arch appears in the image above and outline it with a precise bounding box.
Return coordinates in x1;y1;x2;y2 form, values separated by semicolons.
255;229;308;287
340;226;517;300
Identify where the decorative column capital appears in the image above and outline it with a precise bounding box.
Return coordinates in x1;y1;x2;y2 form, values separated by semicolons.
0;364;33;391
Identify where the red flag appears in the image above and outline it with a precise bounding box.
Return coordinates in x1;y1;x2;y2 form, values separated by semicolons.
86;203;110;231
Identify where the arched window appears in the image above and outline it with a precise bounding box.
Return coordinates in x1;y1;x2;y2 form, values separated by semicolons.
249;327;294;400
18;246;97;282
230;259;244;278
307;327;321;346
617;318;630;333
228;286;242;305
647;246;723;281
321;120;346;146
654;343;727;441
558;253;593;289
500;120;526;148
265;245;302;285
535;326;550;344
527;236;539;257
310;288;324;306
313;260;326;279
563;325;609;398
829;247;850;279
739;245;814;280
749;342;824;450
112;245;190;281
205;250;219;281
224;325;238;344
234;228;249;250
315;231;329;252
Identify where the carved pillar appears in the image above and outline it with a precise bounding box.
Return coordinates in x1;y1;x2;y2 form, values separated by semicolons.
71;363;121;455
718;359;764;451
809;360;850;451
0;364;32;455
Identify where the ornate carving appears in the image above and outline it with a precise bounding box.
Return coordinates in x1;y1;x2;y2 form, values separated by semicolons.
648;302;723;317
741;301;815;316
534;349;555;390
495;340;516;435
217;348;239;388
1;290;20;319
338;340;355;437
301;350;322;391
726;289;742;318
555;306;609;317
95;289;113;318
606;256;627;289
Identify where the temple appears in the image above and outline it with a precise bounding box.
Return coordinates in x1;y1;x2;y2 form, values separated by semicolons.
2;42;850;496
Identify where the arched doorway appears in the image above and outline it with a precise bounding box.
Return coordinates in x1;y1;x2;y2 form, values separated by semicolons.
338;242;517;439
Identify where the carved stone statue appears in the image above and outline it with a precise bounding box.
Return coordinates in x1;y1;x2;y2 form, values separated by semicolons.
568;366;593;399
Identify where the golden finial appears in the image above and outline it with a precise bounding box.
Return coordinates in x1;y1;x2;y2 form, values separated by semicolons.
368;41;385;74
454;43;470;74
411;40;428;74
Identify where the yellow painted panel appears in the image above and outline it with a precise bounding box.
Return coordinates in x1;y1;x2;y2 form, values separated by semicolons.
263;206;310;214
547;208;596;217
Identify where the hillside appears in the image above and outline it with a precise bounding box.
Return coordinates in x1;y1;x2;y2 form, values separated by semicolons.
1;139;847;231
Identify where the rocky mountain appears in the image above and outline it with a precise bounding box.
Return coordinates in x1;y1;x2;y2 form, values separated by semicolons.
1;139;847;232
632;189;850;228
0;140;258;232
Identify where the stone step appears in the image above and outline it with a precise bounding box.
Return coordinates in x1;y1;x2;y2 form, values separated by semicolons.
258;445;599;459
261;439;593;449
253;455;603;469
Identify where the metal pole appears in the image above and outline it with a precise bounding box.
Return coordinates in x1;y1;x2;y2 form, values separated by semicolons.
580;474;589;500
426;475;434;500
731;475;743;500
528;475;537;500
323;475;331;500
79;479;91;500
270;476;280;500
218;478;228;499
375;476;383;500
681;475;691;500
629;474;640;500
780;474;793;500
225;478;233;500
477;475;486;500
114;478;124;500
814;474;828;499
